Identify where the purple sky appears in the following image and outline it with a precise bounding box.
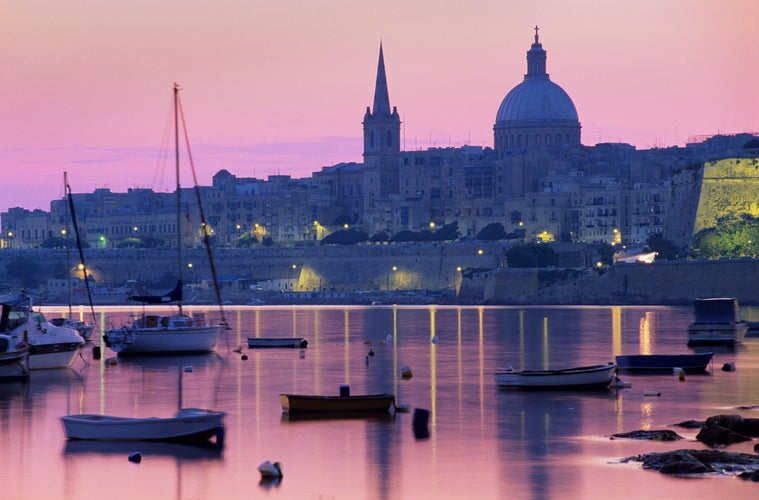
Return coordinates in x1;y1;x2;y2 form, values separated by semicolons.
2;0;757;213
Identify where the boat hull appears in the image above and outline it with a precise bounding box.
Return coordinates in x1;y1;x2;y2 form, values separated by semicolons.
104;324;223;356
247;337;308;348
687;323;747;346
494;363;617;389
0;349;30;381
280;394;396;414
61;408;226;442
616;352;713;372
28;343;82;370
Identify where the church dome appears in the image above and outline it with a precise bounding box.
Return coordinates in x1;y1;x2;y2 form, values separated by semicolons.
495;78;578;123
494;28;581;152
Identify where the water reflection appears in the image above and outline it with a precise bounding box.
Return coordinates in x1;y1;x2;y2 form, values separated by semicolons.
12;304;757;499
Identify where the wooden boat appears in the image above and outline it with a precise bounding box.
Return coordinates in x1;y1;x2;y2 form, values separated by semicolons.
60;407;226;442
494;362;617;389
0;334;30;381
247;337;308;349
102;84;225;356
280;393;396;414
687;297;747;346
616;352;713;372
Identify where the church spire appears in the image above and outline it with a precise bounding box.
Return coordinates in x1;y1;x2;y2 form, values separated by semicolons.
372;43;392;116
526;25;548;77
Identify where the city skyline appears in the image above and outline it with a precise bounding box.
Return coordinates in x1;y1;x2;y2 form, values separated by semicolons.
2;1;758;214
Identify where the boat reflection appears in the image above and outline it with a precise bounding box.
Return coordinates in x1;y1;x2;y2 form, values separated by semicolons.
280;410;396;423
63;439;223;461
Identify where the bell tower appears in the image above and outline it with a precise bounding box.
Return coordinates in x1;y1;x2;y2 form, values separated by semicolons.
362;43;401;231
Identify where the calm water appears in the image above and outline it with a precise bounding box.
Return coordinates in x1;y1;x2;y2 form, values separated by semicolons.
3;304;759;499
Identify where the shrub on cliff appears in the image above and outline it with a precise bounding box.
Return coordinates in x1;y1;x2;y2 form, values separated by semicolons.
476;223;507;241
320;228;369;245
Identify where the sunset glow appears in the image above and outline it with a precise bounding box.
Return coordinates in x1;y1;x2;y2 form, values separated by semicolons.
2;0;757;213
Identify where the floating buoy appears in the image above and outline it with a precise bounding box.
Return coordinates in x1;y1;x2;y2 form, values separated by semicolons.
241;354;248;361
368;349;375;357
722;362;736;372
401;365;413;379
258;460;283;479
412;408;430;439
644;390;661;397
107;357;118;366
92;346;101;360
128;452;142;463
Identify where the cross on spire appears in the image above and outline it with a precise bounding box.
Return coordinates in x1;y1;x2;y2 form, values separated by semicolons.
534;25;540;43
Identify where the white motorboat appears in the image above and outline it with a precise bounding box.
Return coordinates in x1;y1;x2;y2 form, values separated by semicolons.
0;334;30;381
687;297;747;346
61;407;226;442
102;84;226;356
49;317;96;341
494;362;617;389
1;294;84;370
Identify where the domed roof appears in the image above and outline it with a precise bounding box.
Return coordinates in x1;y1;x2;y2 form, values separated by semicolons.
496;78;578;124
495;28;579;126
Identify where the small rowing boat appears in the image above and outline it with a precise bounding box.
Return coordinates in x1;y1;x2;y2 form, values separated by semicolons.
247;337;308;349
494;362;617;389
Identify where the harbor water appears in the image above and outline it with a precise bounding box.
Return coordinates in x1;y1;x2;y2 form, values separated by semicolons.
3;304;759;499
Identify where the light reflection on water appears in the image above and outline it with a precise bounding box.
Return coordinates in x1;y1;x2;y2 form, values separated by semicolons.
2;304;758;499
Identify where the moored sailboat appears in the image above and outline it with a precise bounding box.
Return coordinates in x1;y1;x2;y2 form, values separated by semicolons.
102;83;225;356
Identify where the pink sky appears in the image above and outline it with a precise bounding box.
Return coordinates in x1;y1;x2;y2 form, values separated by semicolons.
2;0;758;214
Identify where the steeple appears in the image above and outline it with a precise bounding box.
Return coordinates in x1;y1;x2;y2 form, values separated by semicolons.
372;43;392;116
526;25;548;77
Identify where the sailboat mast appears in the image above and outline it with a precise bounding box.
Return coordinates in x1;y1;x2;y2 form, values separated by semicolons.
64;171;72;318
174;83;183;314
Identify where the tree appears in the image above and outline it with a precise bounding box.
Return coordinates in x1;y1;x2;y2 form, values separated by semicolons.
690;215;759;259
476;223;507;241
431;221;460;241
645;232;679;260
389;230;419;243
320;228;369;245
369;231;390;243
597;243;615;266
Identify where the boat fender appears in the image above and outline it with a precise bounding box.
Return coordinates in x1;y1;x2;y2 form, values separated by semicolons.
643;390;661;397
722;362;736;372
107;357;118;366
128;452;142;463
92;346;101;360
